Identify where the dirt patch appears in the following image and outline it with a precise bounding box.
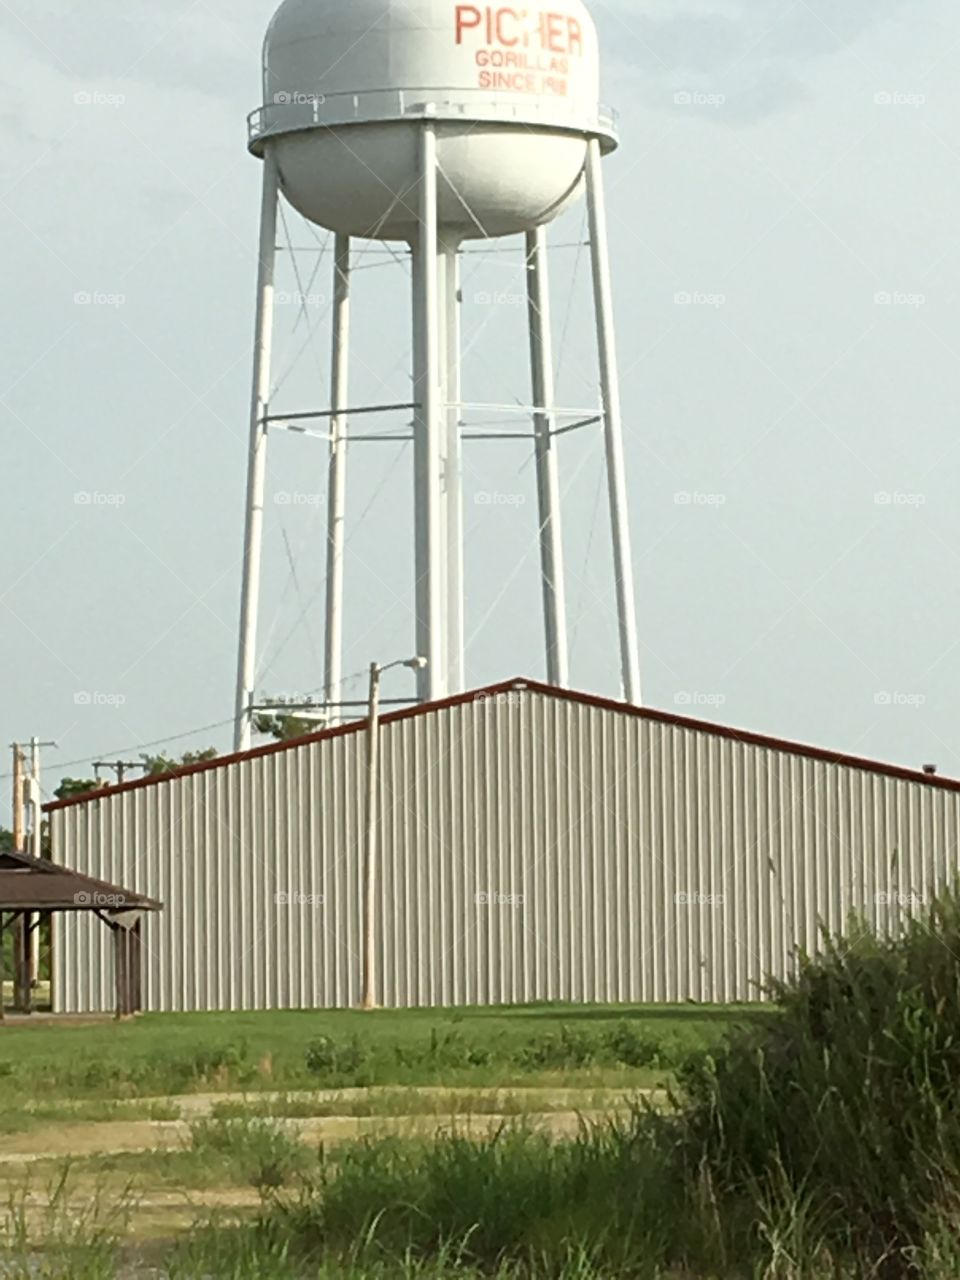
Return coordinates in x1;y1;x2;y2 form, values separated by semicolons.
0;1119;186;1164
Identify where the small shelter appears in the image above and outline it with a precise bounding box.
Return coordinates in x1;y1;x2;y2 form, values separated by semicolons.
0;850;161;1019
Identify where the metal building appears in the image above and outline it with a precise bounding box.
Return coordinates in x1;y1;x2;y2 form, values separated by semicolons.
45;680;960;1013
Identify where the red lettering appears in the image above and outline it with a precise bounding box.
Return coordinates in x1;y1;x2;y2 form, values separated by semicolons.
455;4;482;43
545;13;563;53
457;6;585;58
496;7;519;46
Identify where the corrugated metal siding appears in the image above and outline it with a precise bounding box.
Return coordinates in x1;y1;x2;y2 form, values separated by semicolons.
50;690;960;1012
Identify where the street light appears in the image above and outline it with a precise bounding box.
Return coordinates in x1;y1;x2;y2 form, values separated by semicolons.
360;655;428;1010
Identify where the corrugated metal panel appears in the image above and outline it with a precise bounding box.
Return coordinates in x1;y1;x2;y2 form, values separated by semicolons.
50;689;960;1012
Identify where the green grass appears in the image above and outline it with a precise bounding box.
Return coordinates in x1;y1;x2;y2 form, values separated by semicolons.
0;1167;129;1279
208;1087;624;1122
4;882;960;1279
0;1003;761;1103
0;1098;179;1136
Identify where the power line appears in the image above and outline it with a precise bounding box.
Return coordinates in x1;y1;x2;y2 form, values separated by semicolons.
0;716;238;789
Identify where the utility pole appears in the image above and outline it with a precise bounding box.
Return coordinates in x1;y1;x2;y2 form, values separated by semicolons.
27;738;54;859
11;745;24;850
359;656;427;1011
93;761;143;787
19;739;56;996
8;746;25;1020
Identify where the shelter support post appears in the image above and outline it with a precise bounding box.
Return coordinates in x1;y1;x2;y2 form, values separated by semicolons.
12;913;32;1015
111;911;145;1019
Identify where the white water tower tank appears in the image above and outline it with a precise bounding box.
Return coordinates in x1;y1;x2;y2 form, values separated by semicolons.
249;0;618;241
234;0;642;753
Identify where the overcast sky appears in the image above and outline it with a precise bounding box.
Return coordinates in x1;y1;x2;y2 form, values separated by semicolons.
2;0;959;815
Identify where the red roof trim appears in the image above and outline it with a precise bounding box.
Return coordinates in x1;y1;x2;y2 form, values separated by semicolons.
43;677;960;813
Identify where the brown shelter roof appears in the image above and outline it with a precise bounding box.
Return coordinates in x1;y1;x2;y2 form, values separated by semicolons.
0;850;161;913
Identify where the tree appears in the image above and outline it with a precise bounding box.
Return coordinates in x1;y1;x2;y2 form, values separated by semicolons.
141;748;219;778
54;778;103;802
253;711;320;743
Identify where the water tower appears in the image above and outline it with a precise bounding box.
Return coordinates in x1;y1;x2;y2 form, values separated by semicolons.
234;0;641;751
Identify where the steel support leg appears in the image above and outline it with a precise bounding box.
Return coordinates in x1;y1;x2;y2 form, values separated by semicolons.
586;138;642;704
526;226;570;688
235;153;280;750
440;238;464;693
324;233;352;724
412;121;444;704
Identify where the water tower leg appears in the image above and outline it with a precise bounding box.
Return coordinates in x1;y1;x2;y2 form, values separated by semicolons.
411;121;445;703
585;138;642;705
324;234;352;725
235;153;280;751
441;240;465;693
526;226;570;689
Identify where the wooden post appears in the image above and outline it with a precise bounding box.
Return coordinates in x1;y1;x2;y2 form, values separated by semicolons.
113;924;126;1020
11;747;24;849
0;913;6;1023
13;916;31;1016
132;920;143;1014
11;747;27;1013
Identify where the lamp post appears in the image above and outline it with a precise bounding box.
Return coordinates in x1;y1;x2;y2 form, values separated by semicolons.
360;656;427;1010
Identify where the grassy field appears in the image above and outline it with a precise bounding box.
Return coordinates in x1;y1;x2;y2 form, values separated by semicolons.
0;1003;773;1277
3;897;958;1276
0;1003;763;1101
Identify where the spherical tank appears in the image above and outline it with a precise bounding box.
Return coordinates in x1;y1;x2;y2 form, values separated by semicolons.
250;0;617;242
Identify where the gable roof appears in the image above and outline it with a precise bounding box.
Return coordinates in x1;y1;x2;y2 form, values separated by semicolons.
42;677;958;814
0;848;162;912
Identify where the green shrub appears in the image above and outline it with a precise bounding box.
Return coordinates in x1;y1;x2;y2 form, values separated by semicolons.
675;888;960;1270
275;1115;679;1275
603;1022;662;1068
187;1115;315;1192
304;1034;370;1079
513;1026;599;1070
